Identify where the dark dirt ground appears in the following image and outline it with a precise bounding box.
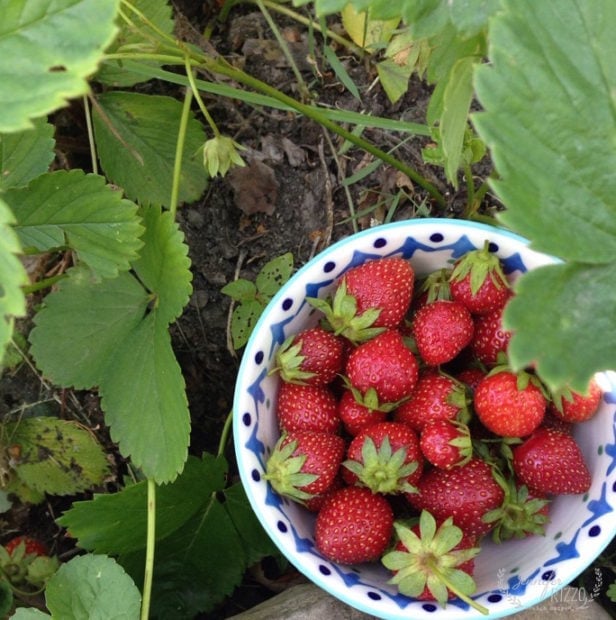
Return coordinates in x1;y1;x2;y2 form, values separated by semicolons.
1;2;613;619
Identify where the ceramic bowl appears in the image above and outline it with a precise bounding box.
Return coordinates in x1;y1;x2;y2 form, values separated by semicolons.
233;218;616;619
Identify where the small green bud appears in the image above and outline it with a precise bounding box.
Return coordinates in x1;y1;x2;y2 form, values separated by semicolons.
202;135;246;177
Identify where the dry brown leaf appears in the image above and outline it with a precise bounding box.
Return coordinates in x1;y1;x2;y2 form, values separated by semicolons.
227;160;279;216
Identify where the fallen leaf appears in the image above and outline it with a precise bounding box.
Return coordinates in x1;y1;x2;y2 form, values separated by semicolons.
227;160;279;215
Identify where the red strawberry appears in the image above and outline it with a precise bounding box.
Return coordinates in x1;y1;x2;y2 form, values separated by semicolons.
338;389;387;436
549;378;603;423
512;427;591;495
474;370;547;437
412;300;474;366
408;458;505;538
394;370;469;433
4;536;48;558
264;430;345;503
315;486;394;564
304;475;344;513
342;421;423;494
345;329;419;404
456;367;486;393
470;305;512;367
274;326;345;386
276;382;340;434
449;241;511;315
309;257;414;342
419;419;473;469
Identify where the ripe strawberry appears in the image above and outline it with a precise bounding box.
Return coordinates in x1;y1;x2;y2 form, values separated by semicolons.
412;300;474;366
470;305;512;367
276;382;340;434
419;419;473;469
274;327;345;386
304;475;344;513
314;486;394;564
345;329;419;404
408;458;505;538
474;370;547;437
338;389;387;436
549;378;603;423
342;421;423;494
4;536;48;558
264;430;345;503
394;370;469;433
456;367;486;393
449;241;511;315
512;427;591;494
309;257;414;342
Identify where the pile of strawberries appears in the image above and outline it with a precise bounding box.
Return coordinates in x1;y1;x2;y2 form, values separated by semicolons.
264;243;601;610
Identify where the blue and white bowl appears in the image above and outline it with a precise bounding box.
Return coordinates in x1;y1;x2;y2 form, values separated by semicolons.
233;219;616;619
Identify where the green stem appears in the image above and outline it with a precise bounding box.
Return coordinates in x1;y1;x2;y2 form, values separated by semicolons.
83;94;98;175
217;410;234;457
140;479;157;620
184;58;220;136
170;86;194;217
427;558;489;615
22;274;65;295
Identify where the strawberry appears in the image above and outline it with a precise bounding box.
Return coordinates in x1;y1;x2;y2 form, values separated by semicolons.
276;382;340;434
304;475;344;513
345;329;419;405
470;305;512;367
407;458;505;538
273;326;345;386
412;300;474;366
549;378;603;423
512;427;591;494
308;257;414;342
382;512;485;613
449;241;511;315
314;485;394;564
419;419;473;469
474;370;547;437
4;536;48;558
338;389;387;436
264;430;345;503
394;370;469;433
456;367;486;393
342;421;423;494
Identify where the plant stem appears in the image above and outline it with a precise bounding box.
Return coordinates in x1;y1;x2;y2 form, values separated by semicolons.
83;94;98;175
184;59;220;136
217;410;234;457
22;274;65;295
140;478;157;620
170;86;194;217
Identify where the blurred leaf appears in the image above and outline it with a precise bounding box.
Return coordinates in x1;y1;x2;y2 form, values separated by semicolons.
340;4;399;49
323;45;361;101
93;92;207;207
0;579;12;618
0;118;55;190
447;0;502;37
0;0;120;133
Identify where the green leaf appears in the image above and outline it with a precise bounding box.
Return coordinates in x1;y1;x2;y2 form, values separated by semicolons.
221;279;257;302
447;0;502;37
0;199;27;367
0;579;13;619
45;554;141;620
323;44;361;101
473;0;616;263
504;262;616;392
7;417;111;496
58;455;226;555
11;610;49;620
0;118;55;190
230;300;264;350
96;0;175;87
377;58;414;105
256;252;294;297
93;91;208;207
6;170;144;279
0;0;120;133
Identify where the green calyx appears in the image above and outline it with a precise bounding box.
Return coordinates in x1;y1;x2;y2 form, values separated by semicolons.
382;512;487;614
419;268;452;303
263;435;318;502
450;239;509;295
307;281;384;344
343;381;409;413
270;334;315;384
344;436;418;495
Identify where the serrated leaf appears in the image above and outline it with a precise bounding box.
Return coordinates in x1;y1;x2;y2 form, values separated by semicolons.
0;118;55;190
256;252;294;297
93;91;207;207
0;0;120;133
230;300;264;350
504;262;616;392
58;455;226;555
473;0;616;263
96;0;175;87
45;554;141;620
6;417;111;496
6;170;144;279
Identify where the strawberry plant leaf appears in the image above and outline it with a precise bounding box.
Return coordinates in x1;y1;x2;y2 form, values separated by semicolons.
96;0;175;87
45;555;141;619
10;609;48;620
473;0;616;263
6;170;144;279
6;417;111;496
0;0;120;133
93;92;208;207
504;262;616;392
447;0;502;37
0;118;55;191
